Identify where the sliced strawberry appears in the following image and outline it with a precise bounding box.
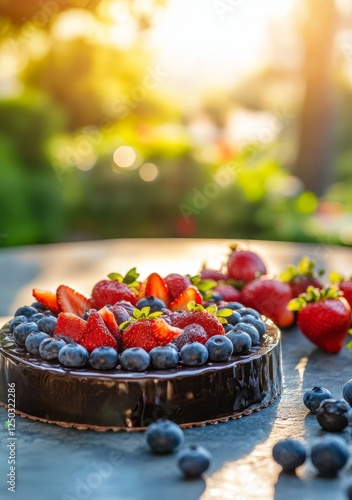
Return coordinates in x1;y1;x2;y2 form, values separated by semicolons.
144;273;171;306
169;286;203;312
56;285;91;318
152;318;183;344
98;306;121;347
32;288;60;315
54;312;86;343
122;318;181;352
137;279;147;301
164;274;192;300
80;310;117;353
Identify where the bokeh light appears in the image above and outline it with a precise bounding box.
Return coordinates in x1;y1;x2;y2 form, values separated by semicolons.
113;146;137;168
139;163;158;182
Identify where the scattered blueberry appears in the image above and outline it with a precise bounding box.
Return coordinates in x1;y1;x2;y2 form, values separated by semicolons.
58;343;89;368
13;322;38;346
205;335;233;362
30;313;45;323
303;386;332;413
225;331;252;354
237;307;261;319
89;346;119;370
226;310;242;326
177;445;211;478
39;338;66;360
232;322;260;345
240;315;266;337
14;305;37;319
174;324;207;350
311;436;349;477
120;347;150;371
316;399;351;432
219;302;244;310
343;379;352;406
150;346;179;369
272;439;306;473
25;331;50;355
37;315;57;336
146;419;184;454
8;315;28;333
180;342;208;366
136;296;166;312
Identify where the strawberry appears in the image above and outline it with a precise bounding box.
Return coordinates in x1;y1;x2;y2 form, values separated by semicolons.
54;312;87;343
92;280;137;309
144;273;170;306
169;286;203;312
241;278;294;328
288;286;351;353
122;317;182;352
164;273;192;300
227;244;266;284
279;256;324;297
32;289;60;315
214;284;241;302
98;306;121;345
171;303;228;339
56;285;91;318
330;272;352;309
200;269;228;281
80;310;117;353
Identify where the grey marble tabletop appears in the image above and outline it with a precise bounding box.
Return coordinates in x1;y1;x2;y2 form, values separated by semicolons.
0;238;352;500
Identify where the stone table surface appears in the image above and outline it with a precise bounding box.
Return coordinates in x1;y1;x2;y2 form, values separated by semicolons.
0;238;352;500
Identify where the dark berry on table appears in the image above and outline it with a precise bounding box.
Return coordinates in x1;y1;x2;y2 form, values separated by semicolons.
226;331;252;354
108;304;132;325
14;305;38;319
89;346;119;370
8;315;28;333
37;316;57;336
173;324;207;350
272;439;306;473
177;445;211;478
136;296;166;313
316;399;351;432
180;342;208;366
120;347;150;371
342;379;352;406
237;307;261;319
146;419;184;454
25;331;50;355
232;322;260;345
311;436;349;477
150;346;179;370
218;302;244;311
13;322;38;346
30;313;45;323
58;343;89;368
205;335;233;362
240;315;266;337
39;338;66;361
226;310;242;326
303;386;332;413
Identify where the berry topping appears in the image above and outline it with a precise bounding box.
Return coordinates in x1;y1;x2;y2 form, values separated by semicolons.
8;315;28;333
144;273;171;306
180;341;208;366
171;302;231;339
205;335;233;362
120;347;150;371
25;331;50;355
32;289;60;315
39;337;66;361
37;316;57;336
89;346;119;370
58;343;89;368
136;296;166;312
80;310;118;353
169;286;203;312
92;280;137;310
225;331;252;354
56;285;91;318
149;346;179;370
98;306;120;341
164;273;192;300
54;313;87;344
231;322;260;345
14;305;38;319
173;323;207;350
13;322;38;346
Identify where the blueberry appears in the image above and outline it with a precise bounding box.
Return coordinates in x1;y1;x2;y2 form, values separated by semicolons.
226;310;241;326
14;305;37;319
58;343;89;368
205;335;233;362
219;302;244;310
237;307;261;319
206;292;223;303
136;296;166;313
180;342;208;366
177;445;211;478
343;379;352;406
232;322;260;345
272;439;306;473
311;436;349;477
150;346;179;369
30;313;45;323
37;316;57;336
25;331;50;355
146;419;184;454
120;347;150;371
346;480;352;500
316;399;351;432
31;301;49;312
13;322;38;346
39;338;66;360
108;305;131;325
165;342;179;352
303;386;332;413
89;347;119;370
8;315;28;333
240;315;266;337
226;331;252;354
113;301;135;316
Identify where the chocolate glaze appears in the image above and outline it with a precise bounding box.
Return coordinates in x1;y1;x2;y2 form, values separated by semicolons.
0;322;282;430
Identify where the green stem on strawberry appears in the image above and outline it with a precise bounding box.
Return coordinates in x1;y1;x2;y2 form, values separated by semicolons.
288;285;343;311
279;256;324;283
119;307;163;330
187;301;233;324
108;268;140;294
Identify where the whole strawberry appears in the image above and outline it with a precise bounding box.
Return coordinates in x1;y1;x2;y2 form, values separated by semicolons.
279;256;324;298
330;272;352;309
200;269;228;281
92;280;137;309
164;273;192;300
288;286;351;353
241;278;294;328
227;244;266;284
214;284;241;302
171;302;231;339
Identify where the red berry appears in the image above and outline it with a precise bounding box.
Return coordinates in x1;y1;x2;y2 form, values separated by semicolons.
80;310;117;353
92;280;137;309
32;289;60;315
164;273;192;300
144;273;171;306
54;312;87;343
56;285;91;318
200;269;228;281
289;276;323;298
169;287;203;312
339;281;352;309
214;284;241;302
173;324;207;350
171;309;224;339
227;247;266;284
122;318;182;352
